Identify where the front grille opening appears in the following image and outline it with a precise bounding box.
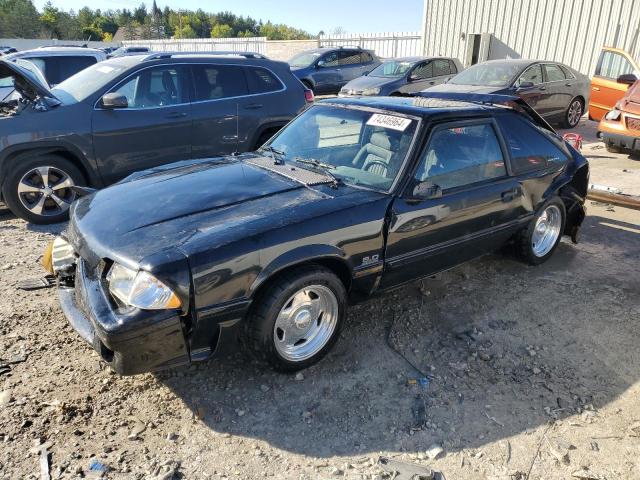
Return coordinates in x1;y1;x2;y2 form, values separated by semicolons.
98;340;114;363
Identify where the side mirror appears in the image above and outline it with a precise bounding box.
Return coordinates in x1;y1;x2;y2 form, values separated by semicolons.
616;73;638;86
101;92;128;109
517;81;534;89
363;71;369;76
316;60;326;68
408;74;419;82
411;181;442;200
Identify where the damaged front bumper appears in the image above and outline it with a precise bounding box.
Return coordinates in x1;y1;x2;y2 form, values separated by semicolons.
58;258;190;375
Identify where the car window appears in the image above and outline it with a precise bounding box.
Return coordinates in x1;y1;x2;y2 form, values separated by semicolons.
448;60;458;74
411;61;433;80
596;50;635;79
360;52;374;63
544;64;566;82
110;66;187;108
338;50;363;66
245;67;283;94
496;114;569;174
321;52;339;67
433;59;451;76
415;123;506;190
192;64;248;101
516;64;544;86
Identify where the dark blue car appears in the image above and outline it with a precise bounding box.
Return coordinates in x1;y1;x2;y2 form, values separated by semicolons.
288;47;381;95
339;56;462;97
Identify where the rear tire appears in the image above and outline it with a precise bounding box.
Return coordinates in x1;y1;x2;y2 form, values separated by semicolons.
245;265;347;372
605;144;623;154
563;97;583;128
2;155;85;224
516;197;566;265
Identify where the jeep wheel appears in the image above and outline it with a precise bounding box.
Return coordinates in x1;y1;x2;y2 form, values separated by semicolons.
517;197;566;265
245;265;347;371
2;155;85;224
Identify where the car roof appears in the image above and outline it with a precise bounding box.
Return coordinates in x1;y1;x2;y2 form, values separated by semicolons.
99;52;282;68
322;95;497;117
11;46;105;56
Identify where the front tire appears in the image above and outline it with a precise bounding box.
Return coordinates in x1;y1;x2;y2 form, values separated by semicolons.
516;197;566;265
563;97;583;128
245;265;347;372
2;155;85;224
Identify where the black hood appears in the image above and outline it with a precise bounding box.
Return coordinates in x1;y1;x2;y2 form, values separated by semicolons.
0;59;58;103
68;157;373;265
342;75;396;92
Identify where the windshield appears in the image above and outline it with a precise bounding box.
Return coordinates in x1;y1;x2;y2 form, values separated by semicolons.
289;52;321;68
449;63;523;87
52;60;132;102
369;60;414;78
266;104;418;191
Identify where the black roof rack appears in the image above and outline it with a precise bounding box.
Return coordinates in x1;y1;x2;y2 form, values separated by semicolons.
143;51;268;61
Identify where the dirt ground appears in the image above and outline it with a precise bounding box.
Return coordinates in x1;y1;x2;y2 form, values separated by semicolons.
1;132;640;480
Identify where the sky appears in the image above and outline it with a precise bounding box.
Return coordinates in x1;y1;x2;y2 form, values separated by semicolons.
32;0;425;35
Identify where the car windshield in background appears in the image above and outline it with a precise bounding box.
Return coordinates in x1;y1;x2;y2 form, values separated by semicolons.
449;63;523;87
266;105;418;191
52;60;133;102
369;60;414;78
288;52;320;68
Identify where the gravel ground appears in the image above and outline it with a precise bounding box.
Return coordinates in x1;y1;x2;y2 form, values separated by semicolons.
1;133;640;479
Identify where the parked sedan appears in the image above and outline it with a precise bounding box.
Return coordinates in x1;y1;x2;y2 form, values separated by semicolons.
425;59;590;127
289;46;381;94
0;52;311;224
44;92;588;375
339;56;462;97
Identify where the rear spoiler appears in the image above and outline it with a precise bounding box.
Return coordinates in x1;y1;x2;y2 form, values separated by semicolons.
415;91;555;134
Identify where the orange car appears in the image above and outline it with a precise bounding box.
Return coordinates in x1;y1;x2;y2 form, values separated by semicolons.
589;47;639;121
598;79;640;153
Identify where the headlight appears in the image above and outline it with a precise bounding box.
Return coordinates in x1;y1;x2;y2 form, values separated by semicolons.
107;263;181;310
362;87;381;96
605;109;621;121
42;236;76;275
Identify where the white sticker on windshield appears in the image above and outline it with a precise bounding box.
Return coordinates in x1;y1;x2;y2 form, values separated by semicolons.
366;113;412;131
96;66;115;73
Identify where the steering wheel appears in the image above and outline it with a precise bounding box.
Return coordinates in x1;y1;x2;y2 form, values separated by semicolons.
363;160;389;176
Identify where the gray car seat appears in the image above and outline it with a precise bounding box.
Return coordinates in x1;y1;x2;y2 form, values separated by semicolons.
352;132;396;177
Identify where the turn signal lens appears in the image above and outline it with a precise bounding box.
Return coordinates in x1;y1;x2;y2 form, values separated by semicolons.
107;263;181;310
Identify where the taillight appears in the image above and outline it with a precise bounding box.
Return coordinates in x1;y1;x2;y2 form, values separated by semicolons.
304;89;314;103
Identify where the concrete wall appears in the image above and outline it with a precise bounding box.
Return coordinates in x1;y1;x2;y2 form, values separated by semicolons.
264;39;319;61
0;38;118;52
421;0;640;75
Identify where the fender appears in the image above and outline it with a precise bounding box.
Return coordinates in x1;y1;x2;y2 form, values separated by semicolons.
249;244;351;298
0;140;103;189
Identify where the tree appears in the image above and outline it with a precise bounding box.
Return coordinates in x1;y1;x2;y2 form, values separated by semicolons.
39;1;59;37
210;23;232;38
0;0;41;38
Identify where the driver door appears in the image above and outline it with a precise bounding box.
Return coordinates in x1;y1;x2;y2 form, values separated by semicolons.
512;64;550;114
382;119;523;288
92;65;192;184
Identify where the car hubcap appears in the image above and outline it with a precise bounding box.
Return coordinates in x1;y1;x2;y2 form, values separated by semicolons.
531;205;562;257
568;100;582;126
17;166;76;217
273;285;339;362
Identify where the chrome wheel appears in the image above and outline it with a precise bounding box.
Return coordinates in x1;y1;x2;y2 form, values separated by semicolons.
531;205;562;257
17;166;76;217
273;285;339;362
567;100;582;127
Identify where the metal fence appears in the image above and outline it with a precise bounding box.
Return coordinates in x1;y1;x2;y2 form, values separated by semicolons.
122;37;267;55
319;32;422;58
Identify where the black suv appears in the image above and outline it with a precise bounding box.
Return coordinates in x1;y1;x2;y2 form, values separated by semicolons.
0;52;311;224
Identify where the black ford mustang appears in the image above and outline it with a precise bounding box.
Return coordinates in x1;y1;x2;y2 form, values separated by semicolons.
45;93;589;375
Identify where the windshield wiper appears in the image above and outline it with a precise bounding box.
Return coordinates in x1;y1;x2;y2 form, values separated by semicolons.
294;157;342;187
259;145;286;165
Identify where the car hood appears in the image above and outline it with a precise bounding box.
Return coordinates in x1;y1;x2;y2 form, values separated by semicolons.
342;75;395;92
0;59;57;103
68;156;371;265
423;83;504;94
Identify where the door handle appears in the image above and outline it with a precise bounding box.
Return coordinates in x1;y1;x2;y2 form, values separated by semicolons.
565;83;573;87
501;187;521;202
165;112;187;119
244;103;263;110
539;86;546;91
593;86;600;91
429;81;435;85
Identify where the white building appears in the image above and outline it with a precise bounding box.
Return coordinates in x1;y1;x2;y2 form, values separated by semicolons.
421;0;640;74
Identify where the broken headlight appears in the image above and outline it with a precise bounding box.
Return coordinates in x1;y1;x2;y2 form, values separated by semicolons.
604;109;621;121
107;263;181;310
43;236;77;276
